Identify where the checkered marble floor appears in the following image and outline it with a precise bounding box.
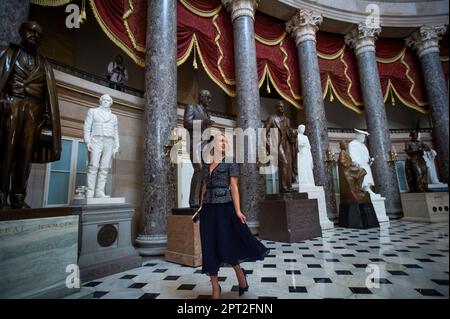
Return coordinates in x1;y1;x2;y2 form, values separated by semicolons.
84;220;449;299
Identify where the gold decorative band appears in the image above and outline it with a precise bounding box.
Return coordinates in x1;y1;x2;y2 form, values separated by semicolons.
30;0;72;6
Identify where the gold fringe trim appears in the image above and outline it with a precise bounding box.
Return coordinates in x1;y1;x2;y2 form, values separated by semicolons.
123;0;146;53
340;48;363;107
258;64;303;109
322;76;363;114
383;80;428;114
318;45;346;60
89;0;145;67
194;36;236;97
256;32;287;46
400;50;428;109
440;56;449;62
30;0;72;6
376;48;406;64
177;34;235;96
193;41;198;70
280;39;301;100
212;10;235;85
179;0;222;17
177;34;196;66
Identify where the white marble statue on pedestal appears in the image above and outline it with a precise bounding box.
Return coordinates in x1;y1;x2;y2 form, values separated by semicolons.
423;149;442;184
84;94;119;199
297;124;333;229
297;124;315;186
348;129;375;195
423;148;448;191
348;129;389;223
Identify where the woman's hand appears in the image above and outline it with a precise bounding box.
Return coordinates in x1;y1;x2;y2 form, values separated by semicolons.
236;211;247;224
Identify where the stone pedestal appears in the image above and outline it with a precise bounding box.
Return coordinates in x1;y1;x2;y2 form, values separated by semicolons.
428;183;448;192
76;204;142;282
165;208;202;267
0;207;93;299
369;193;389;224
299;185;334;229
73;197;126;205
338;203;380;229
258;192;322;243
401;192;449;223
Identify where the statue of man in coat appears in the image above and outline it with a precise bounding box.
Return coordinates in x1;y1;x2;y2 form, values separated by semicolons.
0;21;61;210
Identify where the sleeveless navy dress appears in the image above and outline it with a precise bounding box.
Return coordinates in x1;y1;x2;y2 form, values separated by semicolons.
199;157;269;276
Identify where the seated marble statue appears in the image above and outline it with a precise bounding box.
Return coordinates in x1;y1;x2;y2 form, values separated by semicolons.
338;141;371;204
348;129;375;195
297;124;315;186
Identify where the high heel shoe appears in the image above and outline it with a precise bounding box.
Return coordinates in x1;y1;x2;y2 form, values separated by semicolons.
238;269;249;296
212;284;221;299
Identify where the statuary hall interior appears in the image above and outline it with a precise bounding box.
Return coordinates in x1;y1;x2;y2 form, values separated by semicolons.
0;0;449;302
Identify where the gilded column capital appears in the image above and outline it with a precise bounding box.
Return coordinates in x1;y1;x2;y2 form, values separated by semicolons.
285;9;323;45
405;25;448;58
345;23;381;56
221;0;259;21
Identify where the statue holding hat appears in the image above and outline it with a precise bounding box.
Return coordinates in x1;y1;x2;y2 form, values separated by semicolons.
0;21;61;210
348;129;375;194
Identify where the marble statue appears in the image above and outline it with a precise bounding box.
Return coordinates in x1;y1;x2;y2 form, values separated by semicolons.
265;101;297;193
405;130;429;192
84;94;119;198
297;124;315;186
183;89;214;207
423;149;443;185
0;21;61;210
348;129;375;194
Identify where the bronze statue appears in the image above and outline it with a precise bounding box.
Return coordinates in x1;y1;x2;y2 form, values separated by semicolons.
338;141;371;204
0;21;61;210
405;130;429;192
265;101;296;193
183;90;214;207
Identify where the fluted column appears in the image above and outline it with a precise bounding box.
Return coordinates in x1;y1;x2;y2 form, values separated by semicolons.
406;26;449;183
136;0;178;255
286;10;337;217
222;0;262;232
345;23;401;216
0;0;29;46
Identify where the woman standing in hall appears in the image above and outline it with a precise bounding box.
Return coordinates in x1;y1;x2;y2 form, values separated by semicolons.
199;133;269;299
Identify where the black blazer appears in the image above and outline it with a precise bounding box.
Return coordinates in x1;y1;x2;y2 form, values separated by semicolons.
202;157;239;204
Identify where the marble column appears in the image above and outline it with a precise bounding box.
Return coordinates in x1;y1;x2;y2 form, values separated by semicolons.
136;0;178;256
345;23;401;216
222;0;263;232
286;10;337;217
0;0;29;46
406;26;449;183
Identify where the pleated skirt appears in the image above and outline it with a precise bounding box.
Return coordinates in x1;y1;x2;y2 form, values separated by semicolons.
199;201;269;276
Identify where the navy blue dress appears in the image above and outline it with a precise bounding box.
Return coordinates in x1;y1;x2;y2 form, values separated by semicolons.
199;157;269;276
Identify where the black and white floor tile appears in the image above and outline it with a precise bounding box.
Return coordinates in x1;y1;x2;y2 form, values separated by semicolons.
84;220;449;299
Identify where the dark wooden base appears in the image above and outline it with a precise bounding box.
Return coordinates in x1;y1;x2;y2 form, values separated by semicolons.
258;192;322;243
338;203;380;229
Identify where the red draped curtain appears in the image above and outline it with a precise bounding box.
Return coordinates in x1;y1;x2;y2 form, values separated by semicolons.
90;0;146;66
177;0;235;96
89;0;449;113
255;12;301;108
